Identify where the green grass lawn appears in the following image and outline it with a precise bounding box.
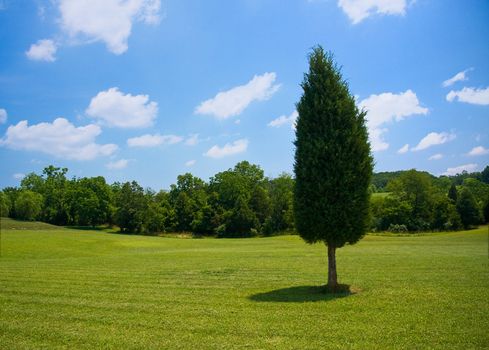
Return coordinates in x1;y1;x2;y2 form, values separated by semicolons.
1;218;488;349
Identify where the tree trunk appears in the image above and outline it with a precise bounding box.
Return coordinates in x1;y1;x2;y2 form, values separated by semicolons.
327;244;338;290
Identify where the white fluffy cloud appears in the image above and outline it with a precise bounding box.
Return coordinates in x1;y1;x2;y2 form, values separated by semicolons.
127;134;183;147
106;159;129;170
428;153;443;160
397;144;409;154
25;39;57;62
204;139;248;158
359;90;428;152
86;87;158;128
59;0;161;54
360;90;428;129
446;87;489;105
185;160;196;167
467;146;489;156
195;72;280;119
268;110;298;130
442;69;471;87
338;0;407;24
412;132;456;152
442;164;478;176
0;118;117;160
0;108;7;124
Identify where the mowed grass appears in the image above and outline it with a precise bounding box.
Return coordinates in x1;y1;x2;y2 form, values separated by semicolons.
0;218;488;349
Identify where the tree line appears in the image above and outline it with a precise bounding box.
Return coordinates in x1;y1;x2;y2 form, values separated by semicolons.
0;162;294;237
1;163;488;235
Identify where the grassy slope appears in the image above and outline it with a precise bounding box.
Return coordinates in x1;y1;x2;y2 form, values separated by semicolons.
0;221;488;349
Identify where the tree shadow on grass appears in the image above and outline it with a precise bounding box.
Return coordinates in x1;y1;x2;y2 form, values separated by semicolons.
249;284;356;303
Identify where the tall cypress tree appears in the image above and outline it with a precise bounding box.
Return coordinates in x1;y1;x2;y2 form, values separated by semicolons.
294;46;373;290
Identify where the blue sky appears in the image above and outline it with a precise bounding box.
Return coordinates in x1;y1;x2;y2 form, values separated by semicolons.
0;0;488;190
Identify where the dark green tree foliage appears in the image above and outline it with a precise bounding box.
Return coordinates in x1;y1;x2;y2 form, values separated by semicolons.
209;161;266;237
432;195;462;230
14;190;43;221
387;170;434;231
448;183;458;203
40;166;70;225
170;173;208;232
114;181;148;233
0;192;11;217
481;166;489;184
294;46;373;289
263;173;295;235
456;188;481;229
483;195;489;224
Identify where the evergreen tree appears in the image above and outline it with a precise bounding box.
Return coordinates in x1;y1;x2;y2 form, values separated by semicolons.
294;46;373;290
456;188;480;229
448;183;458;203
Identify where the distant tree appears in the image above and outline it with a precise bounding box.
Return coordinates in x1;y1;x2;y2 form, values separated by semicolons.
462;178;489;206
263;173;295;235
15;190;43;221
387;170;434;231
377;196;412;231
448;183;458;203
114;181;148;233
169;173;207;232
2;187;20;218
41;166;70;225
456;188;481;229
481;166;489;184
483;195;489;224
0;192;11;217
294;46;373;290
432;195;462;230
209;161;267;236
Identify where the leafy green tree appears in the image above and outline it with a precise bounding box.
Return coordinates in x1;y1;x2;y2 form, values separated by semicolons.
448;183;458;203
2;187;20;218
15;190;43;221
432;195;462;230
456;188;481;229
209;161;267;236
263;173;295;235
377;196;412;231
0;192;11;217
480;165;489;184
483;195;489;224
114;181;148;233
387;170;435;231
462;178;489;206
294;46;373;290
169;173;208;232
40;166;70;225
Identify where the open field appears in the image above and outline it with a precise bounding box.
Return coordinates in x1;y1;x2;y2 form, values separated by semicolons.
1;218;488;349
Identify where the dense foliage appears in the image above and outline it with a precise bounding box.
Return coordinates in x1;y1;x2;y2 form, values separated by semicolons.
1;164;488;236
1;162;294;237
371;168;489;231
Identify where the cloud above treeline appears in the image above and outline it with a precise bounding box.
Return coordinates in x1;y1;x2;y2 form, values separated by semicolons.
359;89;428;152
127;134;183;147
337;0;408;24
446;87;489;105
86;87;158;128
412;132;456;152
204;139;248;158
0;118;117;161
195;72;280;120
25;39;57;62
59;0;161;54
